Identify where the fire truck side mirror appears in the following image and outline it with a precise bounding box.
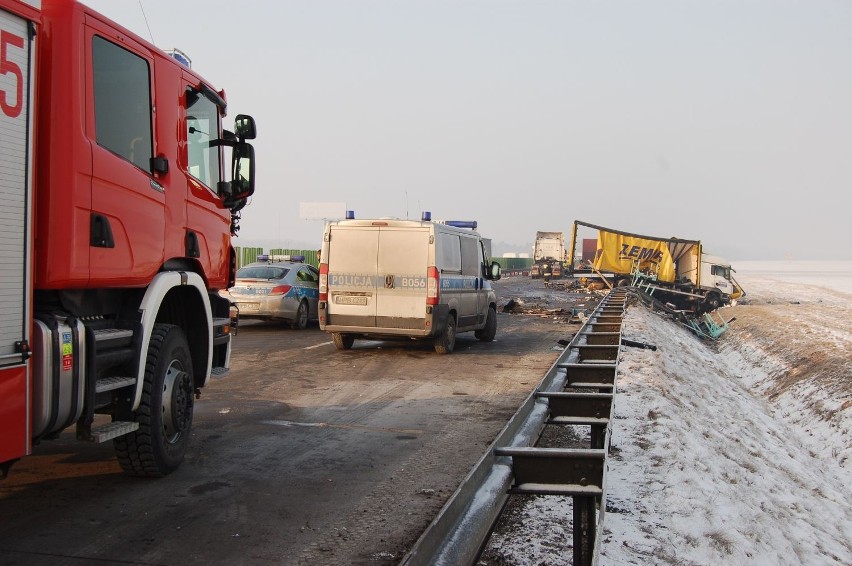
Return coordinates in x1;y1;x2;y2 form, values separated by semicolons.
234;114;256;140
230;142;255;201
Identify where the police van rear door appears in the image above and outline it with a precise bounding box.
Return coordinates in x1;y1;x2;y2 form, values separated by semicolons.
376;226;429;330
327;225;379;327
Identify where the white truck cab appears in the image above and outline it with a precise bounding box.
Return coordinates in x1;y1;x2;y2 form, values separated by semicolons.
318;213;501;354
699;254;738;308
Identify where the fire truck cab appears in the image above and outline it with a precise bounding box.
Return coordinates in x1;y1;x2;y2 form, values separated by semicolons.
0;0;256;477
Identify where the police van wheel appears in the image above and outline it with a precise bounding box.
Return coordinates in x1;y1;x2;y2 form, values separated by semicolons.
332;332;355;350
434;315;456;355
475;306;497;342
294;300;309;330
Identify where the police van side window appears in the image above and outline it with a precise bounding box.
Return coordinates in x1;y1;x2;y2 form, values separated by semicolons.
92;36;153;172
460;237;480;276
438;234;462;274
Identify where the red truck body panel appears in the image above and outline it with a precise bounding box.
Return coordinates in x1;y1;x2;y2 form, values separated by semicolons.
0;0;239;469
33;0;231;291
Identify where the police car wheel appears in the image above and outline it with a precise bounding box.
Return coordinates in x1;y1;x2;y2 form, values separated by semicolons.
294;300;309;330
434;315;456;354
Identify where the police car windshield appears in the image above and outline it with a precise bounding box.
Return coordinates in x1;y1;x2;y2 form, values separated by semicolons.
236;266;290;280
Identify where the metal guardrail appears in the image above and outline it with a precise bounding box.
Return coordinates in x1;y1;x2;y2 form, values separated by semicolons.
402;288;628;566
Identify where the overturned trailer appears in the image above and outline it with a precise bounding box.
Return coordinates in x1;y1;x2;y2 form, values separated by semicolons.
568;220;744;312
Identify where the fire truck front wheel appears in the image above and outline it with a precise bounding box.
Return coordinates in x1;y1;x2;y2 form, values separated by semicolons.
115;324;194;477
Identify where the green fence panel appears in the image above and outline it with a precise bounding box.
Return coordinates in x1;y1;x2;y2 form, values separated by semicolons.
237;247;264;268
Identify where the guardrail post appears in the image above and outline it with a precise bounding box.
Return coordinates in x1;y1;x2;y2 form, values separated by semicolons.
573;495;596;566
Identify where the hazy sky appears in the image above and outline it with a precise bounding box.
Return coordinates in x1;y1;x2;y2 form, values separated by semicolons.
84;0;852;260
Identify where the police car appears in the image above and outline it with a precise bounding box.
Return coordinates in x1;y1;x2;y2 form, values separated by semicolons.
221;255;319;329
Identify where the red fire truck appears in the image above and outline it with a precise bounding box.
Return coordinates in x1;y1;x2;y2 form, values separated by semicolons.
0;0;256;477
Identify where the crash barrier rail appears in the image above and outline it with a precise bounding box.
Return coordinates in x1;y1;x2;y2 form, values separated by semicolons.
401;288;629;566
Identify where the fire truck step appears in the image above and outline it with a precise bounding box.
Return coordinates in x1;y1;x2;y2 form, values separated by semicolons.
89;421;140;443
95;376;136;393
210;367;230;378
93;328;134;348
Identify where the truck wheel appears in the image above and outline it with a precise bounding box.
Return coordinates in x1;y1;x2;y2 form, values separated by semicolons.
294;300;309;330
475;306;497;342
332;332;355;350
434;314;457;354
114;324;194;477
704;291;722;311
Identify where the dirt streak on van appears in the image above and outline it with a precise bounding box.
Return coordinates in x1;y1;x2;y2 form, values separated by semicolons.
318;217;502;354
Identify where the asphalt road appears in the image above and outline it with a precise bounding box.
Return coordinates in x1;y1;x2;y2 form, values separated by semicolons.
0;278;589;566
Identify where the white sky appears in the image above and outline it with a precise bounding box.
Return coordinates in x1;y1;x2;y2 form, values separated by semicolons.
83;0;852;260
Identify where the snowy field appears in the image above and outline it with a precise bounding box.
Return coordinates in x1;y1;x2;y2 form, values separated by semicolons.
483;261;852;565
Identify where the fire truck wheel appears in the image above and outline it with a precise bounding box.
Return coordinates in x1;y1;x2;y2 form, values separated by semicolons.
434;314;457;354
332;332;355;350
475;306;497;342
294;300;309;330
114;323;194;477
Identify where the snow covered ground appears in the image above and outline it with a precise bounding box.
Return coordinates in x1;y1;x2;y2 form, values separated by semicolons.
483;262;852;565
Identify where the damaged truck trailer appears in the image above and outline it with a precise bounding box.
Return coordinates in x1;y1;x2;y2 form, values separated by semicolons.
568;220;744;312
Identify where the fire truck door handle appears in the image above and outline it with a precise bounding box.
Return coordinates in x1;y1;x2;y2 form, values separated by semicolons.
90;213;115;248
150;155;169;175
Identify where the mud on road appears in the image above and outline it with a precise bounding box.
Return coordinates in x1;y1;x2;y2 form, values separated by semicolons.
0;276;592;566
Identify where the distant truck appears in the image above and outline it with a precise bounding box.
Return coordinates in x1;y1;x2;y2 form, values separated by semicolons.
530;231;566;279
567;220;744;311
318;213;501;354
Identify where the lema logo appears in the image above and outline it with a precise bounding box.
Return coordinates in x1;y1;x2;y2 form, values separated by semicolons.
618;244;664;263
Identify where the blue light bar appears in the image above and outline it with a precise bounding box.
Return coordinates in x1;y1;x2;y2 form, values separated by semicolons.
167;49;192;69
258;254;307;263
422;211;432;221
346;210;355;219
444;220;477;230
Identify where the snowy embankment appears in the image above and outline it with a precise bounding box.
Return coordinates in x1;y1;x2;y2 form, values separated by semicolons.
602;302;851;565
486;269;852;565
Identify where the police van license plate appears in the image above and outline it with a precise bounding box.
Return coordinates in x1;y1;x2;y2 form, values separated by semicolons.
238;302;260;312
335;295;367;306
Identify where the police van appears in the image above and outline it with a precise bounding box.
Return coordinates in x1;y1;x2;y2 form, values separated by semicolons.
318;213;502;354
